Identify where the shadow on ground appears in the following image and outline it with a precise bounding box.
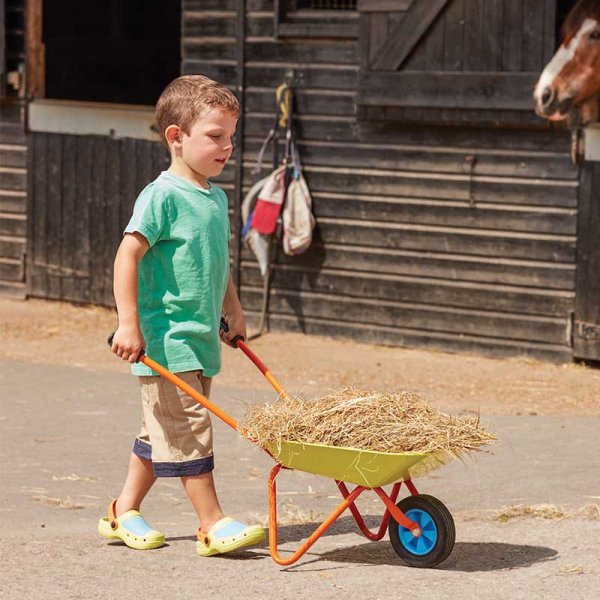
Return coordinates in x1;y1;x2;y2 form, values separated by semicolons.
112;516;558;572
261;516;558;572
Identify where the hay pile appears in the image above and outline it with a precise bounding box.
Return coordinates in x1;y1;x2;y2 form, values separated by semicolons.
239;388;495;475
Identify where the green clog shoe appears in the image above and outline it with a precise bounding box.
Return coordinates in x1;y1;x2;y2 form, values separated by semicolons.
98;499;165;550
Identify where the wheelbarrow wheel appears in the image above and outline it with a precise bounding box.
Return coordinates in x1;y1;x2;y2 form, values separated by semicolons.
388;494;455;568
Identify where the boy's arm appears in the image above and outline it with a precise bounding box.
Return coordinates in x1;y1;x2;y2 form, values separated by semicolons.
221;273;247;346
111;232;150;363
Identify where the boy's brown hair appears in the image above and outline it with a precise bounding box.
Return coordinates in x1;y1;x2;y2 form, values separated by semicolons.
155;75;240;147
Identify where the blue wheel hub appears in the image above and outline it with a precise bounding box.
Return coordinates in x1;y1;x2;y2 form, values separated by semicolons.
398;508;438;556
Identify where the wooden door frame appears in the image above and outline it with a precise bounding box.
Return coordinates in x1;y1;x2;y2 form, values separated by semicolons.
25;0;44;99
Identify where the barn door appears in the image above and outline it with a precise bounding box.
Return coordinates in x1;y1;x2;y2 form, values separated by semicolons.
573;129;600;361
357;0;557;125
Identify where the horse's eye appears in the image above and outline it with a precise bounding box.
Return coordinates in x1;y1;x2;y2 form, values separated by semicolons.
590;30;600;40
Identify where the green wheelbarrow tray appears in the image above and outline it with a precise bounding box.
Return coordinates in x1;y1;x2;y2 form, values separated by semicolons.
267;440;430;488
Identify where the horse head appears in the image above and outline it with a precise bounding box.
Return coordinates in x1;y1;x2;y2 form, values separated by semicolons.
534;0;600;122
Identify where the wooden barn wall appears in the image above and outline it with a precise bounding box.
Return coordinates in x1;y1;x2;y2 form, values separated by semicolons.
26;133;170;305
0;0;26;298
182;0;578;361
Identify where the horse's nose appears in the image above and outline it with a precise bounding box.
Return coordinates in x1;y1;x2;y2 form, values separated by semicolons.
540;87;555;109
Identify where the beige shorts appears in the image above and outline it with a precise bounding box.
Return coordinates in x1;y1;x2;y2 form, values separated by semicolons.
132;371;214;477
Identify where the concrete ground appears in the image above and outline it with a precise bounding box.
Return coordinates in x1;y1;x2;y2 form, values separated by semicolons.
1;358;599;600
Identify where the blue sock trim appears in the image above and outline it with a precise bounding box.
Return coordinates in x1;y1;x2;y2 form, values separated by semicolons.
133;438;152;461
152;455;214;477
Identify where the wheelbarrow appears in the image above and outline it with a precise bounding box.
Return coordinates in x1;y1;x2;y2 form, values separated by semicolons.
109;326;456;568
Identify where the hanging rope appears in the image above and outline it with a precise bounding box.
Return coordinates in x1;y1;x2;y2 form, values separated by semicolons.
276;82;292;129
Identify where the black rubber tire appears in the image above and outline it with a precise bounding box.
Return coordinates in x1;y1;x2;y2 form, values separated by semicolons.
388;494;455;568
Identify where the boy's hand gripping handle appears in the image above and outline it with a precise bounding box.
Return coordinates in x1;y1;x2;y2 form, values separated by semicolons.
106;331;145;363
219;318;245;347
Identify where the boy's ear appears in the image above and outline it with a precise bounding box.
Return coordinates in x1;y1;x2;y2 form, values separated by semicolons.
165;124;183;147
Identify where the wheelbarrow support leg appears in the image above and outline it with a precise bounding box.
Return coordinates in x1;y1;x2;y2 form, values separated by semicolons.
268;464;366;566
336;481;403;541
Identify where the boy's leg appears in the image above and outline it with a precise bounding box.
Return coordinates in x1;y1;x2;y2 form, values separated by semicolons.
177;375;224;531
116;452;156;516
181;471;225;532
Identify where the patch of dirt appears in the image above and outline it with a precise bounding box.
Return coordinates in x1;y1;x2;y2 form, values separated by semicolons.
2;298;600;417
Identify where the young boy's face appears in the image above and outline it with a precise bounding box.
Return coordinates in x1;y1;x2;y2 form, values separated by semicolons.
179;108;238;180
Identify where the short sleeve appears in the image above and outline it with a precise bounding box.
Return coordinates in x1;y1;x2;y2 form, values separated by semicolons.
124;184;169;247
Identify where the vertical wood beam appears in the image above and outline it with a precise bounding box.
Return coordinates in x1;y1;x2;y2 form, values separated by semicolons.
26;0;44;98
232;0;246;290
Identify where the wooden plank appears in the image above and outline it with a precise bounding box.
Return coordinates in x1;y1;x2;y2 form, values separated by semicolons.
357;0;412;12
304;193;577;235
0;167;26;190
102;138;121;307
246;112;572;152
0;234;24;259
185;61;358;91
0;145;26;168
248;164;579;208
463;0;483;71
244;89;355;117
0;212;26;236
243;138;577;180
0;192;26;213
25;0;44;98
543;0;557;61
442;0;463;71
241;244;575;290
423;2;445;71
90;137;108;304
73;135;91;302
356;103;550;128
183;14;237;38
573;161;600;360
244;40;357;65
371;0;450;70
45;134;62;299
243;312;572;362
277;22;358;39
0;121;25;144
0;257;23;282
481;0;503;72
28;133;48;297
522;0;544;72
313;218;575;263
502;0;523;72
242;288;568;344
60;134;78;301
240;264;574;317
358;71;541;111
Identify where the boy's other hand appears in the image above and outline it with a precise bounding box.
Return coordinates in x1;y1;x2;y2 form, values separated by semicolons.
220;312;246;347
111;325;146;363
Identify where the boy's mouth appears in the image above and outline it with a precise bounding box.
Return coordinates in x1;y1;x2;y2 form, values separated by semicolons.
215;158;227;165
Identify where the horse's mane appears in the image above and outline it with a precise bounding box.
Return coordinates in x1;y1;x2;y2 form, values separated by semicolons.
562;0;600;42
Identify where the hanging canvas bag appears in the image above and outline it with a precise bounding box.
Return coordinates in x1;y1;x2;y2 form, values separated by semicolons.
250;165;288;236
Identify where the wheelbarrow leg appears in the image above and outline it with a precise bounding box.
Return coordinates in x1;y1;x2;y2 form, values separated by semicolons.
268;464;367;566
336;481;403;541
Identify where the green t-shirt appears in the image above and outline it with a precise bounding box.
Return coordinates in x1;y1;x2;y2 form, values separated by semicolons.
124;171;231;377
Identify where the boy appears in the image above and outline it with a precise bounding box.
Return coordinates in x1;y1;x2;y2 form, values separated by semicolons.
98;75;265;556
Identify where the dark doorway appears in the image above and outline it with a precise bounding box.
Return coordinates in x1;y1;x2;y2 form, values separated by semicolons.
43;0;180;105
